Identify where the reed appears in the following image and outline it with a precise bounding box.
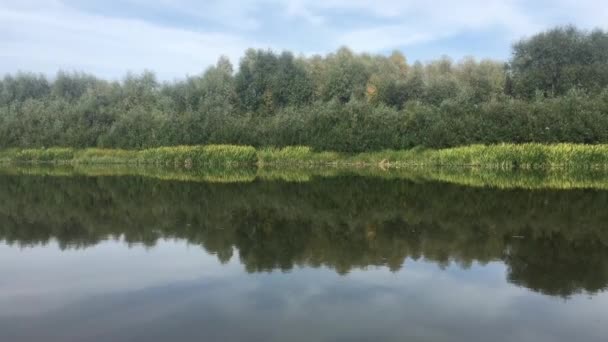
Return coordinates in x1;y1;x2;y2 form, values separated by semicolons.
1;143;608;170
257;146;341;166
384;144;608;169
10;148;75;163
1;145;257;168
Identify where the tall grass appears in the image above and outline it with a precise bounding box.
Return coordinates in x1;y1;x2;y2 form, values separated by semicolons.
9;148;75;163
257;146;341;166
384;144;608;169
258;144;608;169
136;145;257;167
74;148;137;164
1;144;608;170
1;145;257;168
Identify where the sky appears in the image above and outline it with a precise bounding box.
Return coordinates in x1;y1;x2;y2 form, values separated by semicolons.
1;0;607;80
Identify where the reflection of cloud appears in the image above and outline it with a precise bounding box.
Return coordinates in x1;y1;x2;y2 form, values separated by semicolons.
0;240;242;315
1;241;607;341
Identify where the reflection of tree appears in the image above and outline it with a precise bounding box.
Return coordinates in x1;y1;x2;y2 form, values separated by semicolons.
0;174;607;297
506;232;608;297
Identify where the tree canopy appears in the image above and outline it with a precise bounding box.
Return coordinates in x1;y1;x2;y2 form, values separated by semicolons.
1;25;608;151
510;25;608;97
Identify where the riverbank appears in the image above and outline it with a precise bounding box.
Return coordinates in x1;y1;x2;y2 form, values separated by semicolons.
2;144;608;170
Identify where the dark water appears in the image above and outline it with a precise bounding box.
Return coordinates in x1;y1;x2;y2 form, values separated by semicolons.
1;172;607;341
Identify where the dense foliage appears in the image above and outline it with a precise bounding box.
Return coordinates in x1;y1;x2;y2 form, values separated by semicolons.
1;26;608;152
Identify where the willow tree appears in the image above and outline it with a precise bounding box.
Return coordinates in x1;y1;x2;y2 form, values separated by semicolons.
510;25;608;97
235;49;313;114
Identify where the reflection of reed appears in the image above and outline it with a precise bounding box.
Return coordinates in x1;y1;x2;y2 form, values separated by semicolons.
391;167;608;190
2;163;607;190
0;165;257;183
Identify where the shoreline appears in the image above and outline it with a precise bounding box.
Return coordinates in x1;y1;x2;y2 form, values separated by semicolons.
1;144;608;190
1;143;608;170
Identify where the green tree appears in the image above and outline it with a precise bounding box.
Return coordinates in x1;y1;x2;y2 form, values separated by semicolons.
365;51;409;108
510;25;608;97
1;73;50;104
235;50;313;114
51;71;100;101
322;47;369;103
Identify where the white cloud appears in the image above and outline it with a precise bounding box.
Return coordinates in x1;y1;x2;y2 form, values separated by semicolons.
299;0;539;51
124;0;264;30
0;0;606;79
281;0;607;51
0;1;260;79
284;0;325;26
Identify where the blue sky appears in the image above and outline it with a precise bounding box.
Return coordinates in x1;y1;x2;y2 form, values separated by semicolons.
1;0;607;80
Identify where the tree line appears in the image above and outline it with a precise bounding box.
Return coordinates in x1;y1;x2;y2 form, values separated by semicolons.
1;25;608;151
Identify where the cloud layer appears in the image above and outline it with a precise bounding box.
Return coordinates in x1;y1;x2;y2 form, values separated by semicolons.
0;0;606;79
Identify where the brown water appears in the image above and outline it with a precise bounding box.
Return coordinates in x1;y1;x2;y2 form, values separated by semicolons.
0;172;607;341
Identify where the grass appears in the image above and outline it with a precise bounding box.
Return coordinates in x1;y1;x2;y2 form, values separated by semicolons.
396;144;608;169
10;148;75;163
0;145;258;168
346;144;608;170
258;144;608;170
136;145;257;167
1;142;605;190
257;146;342;166
1;143;608;170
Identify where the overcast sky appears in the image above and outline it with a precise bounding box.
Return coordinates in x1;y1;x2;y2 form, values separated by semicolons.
1;0;607;80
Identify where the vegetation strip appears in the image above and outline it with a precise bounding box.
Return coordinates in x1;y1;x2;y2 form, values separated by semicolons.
2;144;608;190
2;144;608;169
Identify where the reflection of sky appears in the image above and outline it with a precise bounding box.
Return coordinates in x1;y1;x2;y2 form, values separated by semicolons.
0;240;606;342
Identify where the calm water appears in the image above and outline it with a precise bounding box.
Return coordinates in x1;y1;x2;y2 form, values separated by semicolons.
1;171;607;341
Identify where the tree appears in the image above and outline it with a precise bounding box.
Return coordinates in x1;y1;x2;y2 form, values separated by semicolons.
1;72;50;104
366;51;409;108
322;47;369;103
51;71;100;101
1;25;608;151
456;57;505;103
194;56;238;143
510;25;608;97
122;70;160;111
235;50;313;114
404;61;425;103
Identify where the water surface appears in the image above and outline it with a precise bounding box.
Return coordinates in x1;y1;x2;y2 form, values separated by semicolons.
0;171;607;341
